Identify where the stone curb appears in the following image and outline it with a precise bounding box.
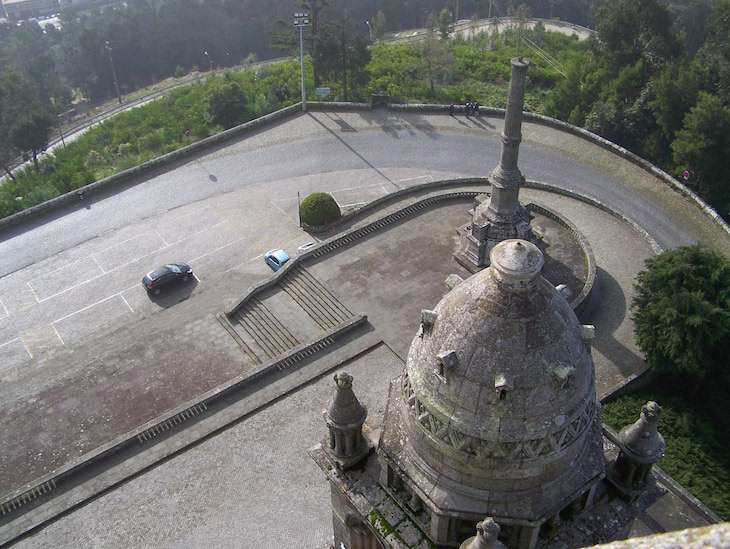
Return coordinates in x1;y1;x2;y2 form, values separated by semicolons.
0;314;369;545
2;101;728;245
525;201;596;315
225;187;482;315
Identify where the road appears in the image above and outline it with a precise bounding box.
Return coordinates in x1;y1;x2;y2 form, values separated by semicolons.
0;109;728;372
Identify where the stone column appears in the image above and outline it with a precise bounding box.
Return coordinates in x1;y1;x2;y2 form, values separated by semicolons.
459;57;533;268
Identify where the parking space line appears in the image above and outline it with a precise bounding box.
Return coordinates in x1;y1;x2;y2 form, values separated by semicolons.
20;325;63;358
0;337;21;349
155;230;169;247
53;293;130;325
395;174;434;183
227;234;305;273
120;294;134;313
37;272;106;303
52;324;64;346
1;336;33;360
34;221;228;304
92;255;106;274
252;188;299;226
331;181;389;194
27;282;39;303
0;296;8;319
189;235;248;264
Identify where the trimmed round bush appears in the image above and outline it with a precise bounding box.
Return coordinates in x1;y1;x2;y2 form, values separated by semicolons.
300;192;340;226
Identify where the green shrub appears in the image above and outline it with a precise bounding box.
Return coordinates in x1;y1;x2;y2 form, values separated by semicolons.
85;150;108;170
300;192;341;226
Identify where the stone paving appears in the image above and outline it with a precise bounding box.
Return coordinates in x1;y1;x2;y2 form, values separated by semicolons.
1;110;728;548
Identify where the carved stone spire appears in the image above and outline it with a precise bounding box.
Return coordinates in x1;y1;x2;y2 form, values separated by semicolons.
459;517;506;549
609;401;666;499
460;57;533;268
323;371;370;469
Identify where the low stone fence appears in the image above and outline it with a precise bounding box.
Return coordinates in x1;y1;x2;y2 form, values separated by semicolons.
2;97;728;244
526;202;596;315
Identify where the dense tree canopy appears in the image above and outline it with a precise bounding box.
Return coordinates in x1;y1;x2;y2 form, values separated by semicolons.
632;244;730;392
593;0;682;68
671;93;730;215
2;0;730;222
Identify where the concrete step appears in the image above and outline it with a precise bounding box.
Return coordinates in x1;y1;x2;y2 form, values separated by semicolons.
280;265;352;330
233;297;300;360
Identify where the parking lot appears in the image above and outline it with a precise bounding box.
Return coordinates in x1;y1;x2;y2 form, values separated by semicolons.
0;186;307;371
0;167;445;373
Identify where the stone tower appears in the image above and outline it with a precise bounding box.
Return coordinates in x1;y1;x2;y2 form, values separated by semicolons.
378;239;604;548
460;58;533;268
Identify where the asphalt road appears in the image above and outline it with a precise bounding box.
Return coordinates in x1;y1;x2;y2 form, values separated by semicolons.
0;110;728;372
0;111;711;277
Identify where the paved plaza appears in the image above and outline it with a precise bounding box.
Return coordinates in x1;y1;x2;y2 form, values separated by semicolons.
1;110;728;547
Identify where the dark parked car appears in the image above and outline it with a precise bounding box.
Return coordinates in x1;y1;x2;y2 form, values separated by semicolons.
142;263;193;295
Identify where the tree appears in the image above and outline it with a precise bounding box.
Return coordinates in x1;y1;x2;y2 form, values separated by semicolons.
300;191;340;226
509;3;532;57
316;16;370;101
648;61;702;145
632;243;730;393
371;10;386;42
438;8;452;40
298;0;329;89
419;31;454;97
671;93;730;216
594;0;682;69
9;110;55;173
696;0;730;99
204;77;249;129
0;67;55;173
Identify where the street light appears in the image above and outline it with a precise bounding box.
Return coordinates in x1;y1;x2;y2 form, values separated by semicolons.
105;41;123;105
204;51;213;72
294;12;309;111
56;108;75;148
365;20;372;41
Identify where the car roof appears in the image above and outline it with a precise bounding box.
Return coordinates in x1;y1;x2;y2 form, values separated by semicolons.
146;263;187;280
268;249;290;260
147;266;172;279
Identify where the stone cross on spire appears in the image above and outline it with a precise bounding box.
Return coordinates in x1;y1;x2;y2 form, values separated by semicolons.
459;57;533;269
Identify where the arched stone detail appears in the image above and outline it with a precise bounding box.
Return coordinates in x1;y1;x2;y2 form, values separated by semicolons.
401;371;596;461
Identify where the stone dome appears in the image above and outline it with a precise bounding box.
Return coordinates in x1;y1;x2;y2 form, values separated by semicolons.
398;239;602;513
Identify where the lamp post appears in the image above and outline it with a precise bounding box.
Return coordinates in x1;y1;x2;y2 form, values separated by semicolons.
204;51;213;72
365;20;372;40
56;108;75;148
294;12;309;111
105;41;123;105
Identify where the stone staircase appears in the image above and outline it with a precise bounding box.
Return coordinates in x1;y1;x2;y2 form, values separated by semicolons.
219;264;361;366
279;265;352;330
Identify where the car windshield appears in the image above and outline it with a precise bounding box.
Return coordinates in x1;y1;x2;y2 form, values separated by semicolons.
167;264;182;274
